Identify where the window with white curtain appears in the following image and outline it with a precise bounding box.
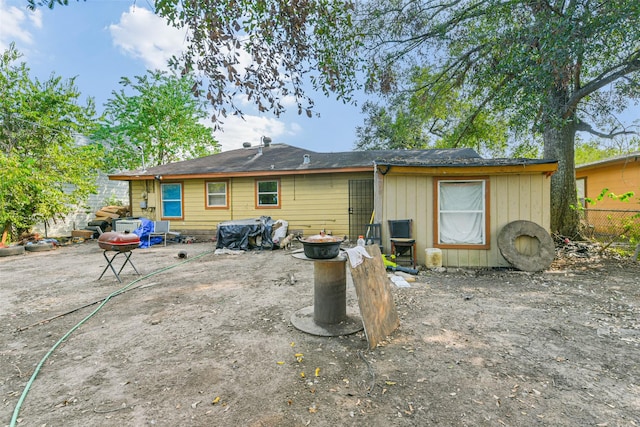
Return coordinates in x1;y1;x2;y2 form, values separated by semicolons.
437;179;487;246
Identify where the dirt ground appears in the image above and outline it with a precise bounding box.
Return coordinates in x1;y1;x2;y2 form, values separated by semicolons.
1;239;639;427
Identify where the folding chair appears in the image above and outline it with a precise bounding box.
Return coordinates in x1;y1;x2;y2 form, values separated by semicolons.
388;219;416;268
148;220;179;247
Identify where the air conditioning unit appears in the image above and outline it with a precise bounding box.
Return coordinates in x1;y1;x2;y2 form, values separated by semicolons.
114;219;142;233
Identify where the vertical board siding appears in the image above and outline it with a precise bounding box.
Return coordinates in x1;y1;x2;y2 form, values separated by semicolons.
382;173;551;268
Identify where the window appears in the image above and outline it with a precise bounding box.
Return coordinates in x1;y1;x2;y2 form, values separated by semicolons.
206;181;228;208
161;182;183;219
576;178;586;208
435;178;489;248
256;179;280;208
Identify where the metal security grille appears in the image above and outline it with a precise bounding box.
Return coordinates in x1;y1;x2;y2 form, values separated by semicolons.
348;179;374;241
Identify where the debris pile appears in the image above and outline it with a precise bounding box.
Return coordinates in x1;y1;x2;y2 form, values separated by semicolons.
76;205;130;239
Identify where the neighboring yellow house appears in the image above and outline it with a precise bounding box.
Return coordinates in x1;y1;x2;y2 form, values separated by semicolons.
576;152;640;208
576;152;640;237
109;143;558;267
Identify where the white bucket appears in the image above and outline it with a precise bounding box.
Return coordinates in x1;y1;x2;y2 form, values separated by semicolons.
425;248;442;268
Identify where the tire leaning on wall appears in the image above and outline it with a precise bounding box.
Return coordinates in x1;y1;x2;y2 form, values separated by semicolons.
0;245;26;257
497;220;555;272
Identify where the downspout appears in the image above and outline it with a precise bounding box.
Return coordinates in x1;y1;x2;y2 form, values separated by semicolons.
373;162;378;223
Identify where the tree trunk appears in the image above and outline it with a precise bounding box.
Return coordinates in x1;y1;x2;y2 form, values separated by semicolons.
543;95;580;237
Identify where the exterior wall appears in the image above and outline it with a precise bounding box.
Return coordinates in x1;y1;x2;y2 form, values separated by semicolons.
576;157;640;209
380;172;552;268
129;172;372;238
32;173;129;237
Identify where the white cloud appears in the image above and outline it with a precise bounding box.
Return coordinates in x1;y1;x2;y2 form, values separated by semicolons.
209;114;299;152
109;6;186;71
0;0;41;51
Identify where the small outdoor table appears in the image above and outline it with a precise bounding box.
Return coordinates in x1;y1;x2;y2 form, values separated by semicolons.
290;252;363;337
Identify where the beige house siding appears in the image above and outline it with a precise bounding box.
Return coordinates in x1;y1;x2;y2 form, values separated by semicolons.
129;172;372;237
380;172;552;267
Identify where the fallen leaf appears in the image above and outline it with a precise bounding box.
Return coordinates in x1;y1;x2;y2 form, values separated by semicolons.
315;368;320;377
277;361;285;365
191;401;201;409
212;396;220;405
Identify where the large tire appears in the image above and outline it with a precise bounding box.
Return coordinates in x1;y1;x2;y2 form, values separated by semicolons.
497;220;555;272
0;245;26;257
25;242;55;252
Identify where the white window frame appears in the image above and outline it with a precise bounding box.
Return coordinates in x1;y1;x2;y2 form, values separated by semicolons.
435;178;489;249
206;181;228;208
256;179;280;208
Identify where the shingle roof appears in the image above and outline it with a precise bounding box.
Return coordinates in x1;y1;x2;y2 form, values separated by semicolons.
109;143;556;178
576;151;640;170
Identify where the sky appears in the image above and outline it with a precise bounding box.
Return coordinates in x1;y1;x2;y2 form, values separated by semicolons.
0;0;366;153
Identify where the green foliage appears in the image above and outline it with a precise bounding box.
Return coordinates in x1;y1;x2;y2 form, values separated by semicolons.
572;188;640;252
28;0;360;125
575;137;640;165
356;67;517;156
354;0;640;235
28;0;640;237
102;193;125;207
0;44;102;241
95;70;220;170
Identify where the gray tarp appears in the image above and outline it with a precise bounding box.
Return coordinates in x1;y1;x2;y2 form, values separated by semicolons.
215;217;274;250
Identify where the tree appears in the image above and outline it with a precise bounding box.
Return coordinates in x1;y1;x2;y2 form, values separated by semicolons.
355;67;518;157
0;44;102;242
28;0;360;129
575;136;640;165
32;1;640;236
353;0;640;236
95;70;220;170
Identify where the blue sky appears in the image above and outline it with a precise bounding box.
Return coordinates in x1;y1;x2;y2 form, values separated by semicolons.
0;0;366;153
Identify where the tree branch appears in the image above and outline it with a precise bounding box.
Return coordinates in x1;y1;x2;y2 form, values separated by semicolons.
575;120;638;139
565;51;640;116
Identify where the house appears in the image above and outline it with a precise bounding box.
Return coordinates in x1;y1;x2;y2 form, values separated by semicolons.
108;143;558;268
575;152;640;237
32;172;129;238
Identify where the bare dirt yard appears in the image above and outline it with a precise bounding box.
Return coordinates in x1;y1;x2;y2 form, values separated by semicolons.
1;239;639;427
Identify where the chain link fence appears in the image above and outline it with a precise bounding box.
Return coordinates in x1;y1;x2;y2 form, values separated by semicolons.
580;209;640;246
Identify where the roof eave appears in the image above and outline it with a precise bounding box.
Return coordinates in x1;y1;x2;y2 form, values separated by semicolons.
378;163;558;176
109;166;374;181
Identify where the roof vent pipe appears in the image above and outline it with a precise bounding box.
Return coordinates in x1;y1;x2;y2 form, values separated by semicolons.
303;154;310;164
262;136;272;147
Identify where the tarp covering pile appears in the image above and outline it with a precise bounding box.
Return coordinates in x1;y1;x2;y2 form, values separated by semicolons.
216;217;274;250
132;218;163;248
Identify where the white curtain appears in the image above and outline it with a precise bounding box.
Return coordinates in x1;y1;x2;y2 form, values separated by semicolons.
439;181;484;244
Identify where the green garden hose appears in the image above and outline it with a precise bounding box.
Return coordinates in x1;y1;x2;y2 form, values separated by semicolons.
10;249;213;426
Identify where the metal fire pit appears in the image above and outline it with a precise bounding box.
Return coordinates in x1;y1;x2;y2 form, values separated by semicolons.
297;234;343;259
98;232;141;283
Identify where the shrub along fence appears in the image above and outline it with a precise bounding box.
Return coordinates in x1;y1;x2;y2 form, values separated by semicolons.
581;208;640;250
